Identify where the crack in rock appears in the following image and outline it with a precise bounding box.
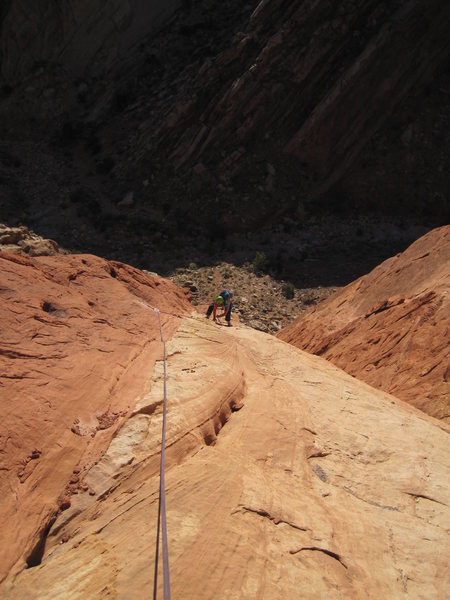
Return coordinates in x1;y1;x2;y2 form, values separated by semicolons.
307;450;331;459
289;546;347;569
405;492;447;506
343;486;398;511
235;505;309;532
131;400;163;417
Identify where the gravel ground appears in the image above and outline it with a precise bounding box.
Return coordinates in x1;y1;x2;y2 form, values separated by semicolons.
166;215;432;333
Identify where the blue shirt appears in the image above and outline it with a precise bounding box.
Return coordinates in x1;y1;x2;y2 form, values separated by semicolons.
219;290;233;307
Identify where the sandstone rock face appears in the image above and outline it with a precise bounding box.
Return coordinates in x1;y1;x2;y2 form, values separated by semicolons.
278;226;450;422
0;252;191;582
0;0;181;82
1;253;449;598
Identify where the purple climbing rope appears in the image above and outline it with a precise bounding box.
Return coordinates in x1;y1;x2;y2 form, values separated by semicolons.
153;308;171;600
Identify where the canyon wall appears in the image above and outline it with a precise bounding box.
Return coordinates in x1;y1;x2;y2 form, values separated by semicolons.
279;226;450;422
0;0;181;82
149;0;450;224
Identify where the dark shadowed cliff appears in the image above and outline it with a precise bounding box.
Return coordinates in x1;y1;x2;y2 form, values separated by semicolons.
0;0;448;251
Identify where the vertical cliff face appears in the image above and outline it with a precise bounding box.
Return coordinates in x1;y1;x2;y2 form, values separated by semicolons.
0;0;181;82
0;0;449;239
151;0;450;224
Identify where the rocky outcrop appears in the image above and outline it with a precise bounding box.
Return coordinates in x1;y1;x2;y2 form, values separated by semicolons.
1;252;449;598
278;226;450;422
0;252;191;582
0;0;181;82
0;224;66;256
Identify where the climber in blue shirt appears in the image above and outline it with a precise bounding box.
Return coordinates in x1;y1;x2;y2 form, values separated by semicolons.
206;290;233;326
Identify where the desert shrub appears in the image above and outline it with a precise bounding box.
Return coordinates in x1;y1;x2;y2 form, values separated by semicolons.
250;251;269;274
282;283;295;299
75;197;101;218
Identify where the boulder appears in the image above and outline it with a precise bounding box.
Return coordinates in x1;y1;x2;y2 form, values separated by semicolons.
0;224;66;256
118;191;135;207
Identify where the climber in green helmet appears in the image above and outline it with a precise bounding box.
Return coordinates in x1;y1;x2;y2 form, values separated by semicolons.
206;290;233;326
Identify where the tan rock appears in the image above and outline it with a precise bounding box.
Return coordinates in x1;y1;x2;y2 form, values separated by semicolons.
0;224;66;256
1;259;449;597
278;226;450;421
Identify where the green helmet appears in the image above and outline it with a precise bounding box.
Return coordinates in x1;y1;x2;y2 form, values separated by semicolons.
216;295;224;305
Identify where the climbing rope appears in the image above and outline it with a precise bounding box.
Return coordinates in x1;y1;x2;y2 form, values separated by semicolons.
148;299;233;597
153;308;171;600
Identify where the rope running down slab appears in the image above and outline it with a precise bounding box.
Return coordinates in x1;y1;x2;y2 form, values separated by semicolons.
153;308;171;600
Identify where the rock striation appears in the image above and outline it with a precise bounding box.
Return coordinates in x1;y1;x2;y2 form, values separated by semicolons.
0;0;181;82
278;226;450;422
152;0;450;224
0;252;191;582
1;251;449;598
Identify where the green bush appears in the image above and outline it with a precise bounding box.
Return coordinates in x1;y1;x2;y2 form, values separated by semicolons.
282;283;295;299
250;251;269;274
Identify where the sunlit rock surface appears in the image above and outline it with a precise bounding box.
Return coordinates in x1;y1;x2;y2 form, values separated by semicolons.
279;226;450;422
0;224;66;256
0;252;191;582
1;252;449;598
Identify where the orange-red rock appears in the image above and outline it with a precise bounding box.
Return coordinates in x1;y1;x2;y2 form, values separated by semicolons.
0;252;191;581
3;315;450;599
278;226;450;421
1;251;449;599
59;497;71;511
